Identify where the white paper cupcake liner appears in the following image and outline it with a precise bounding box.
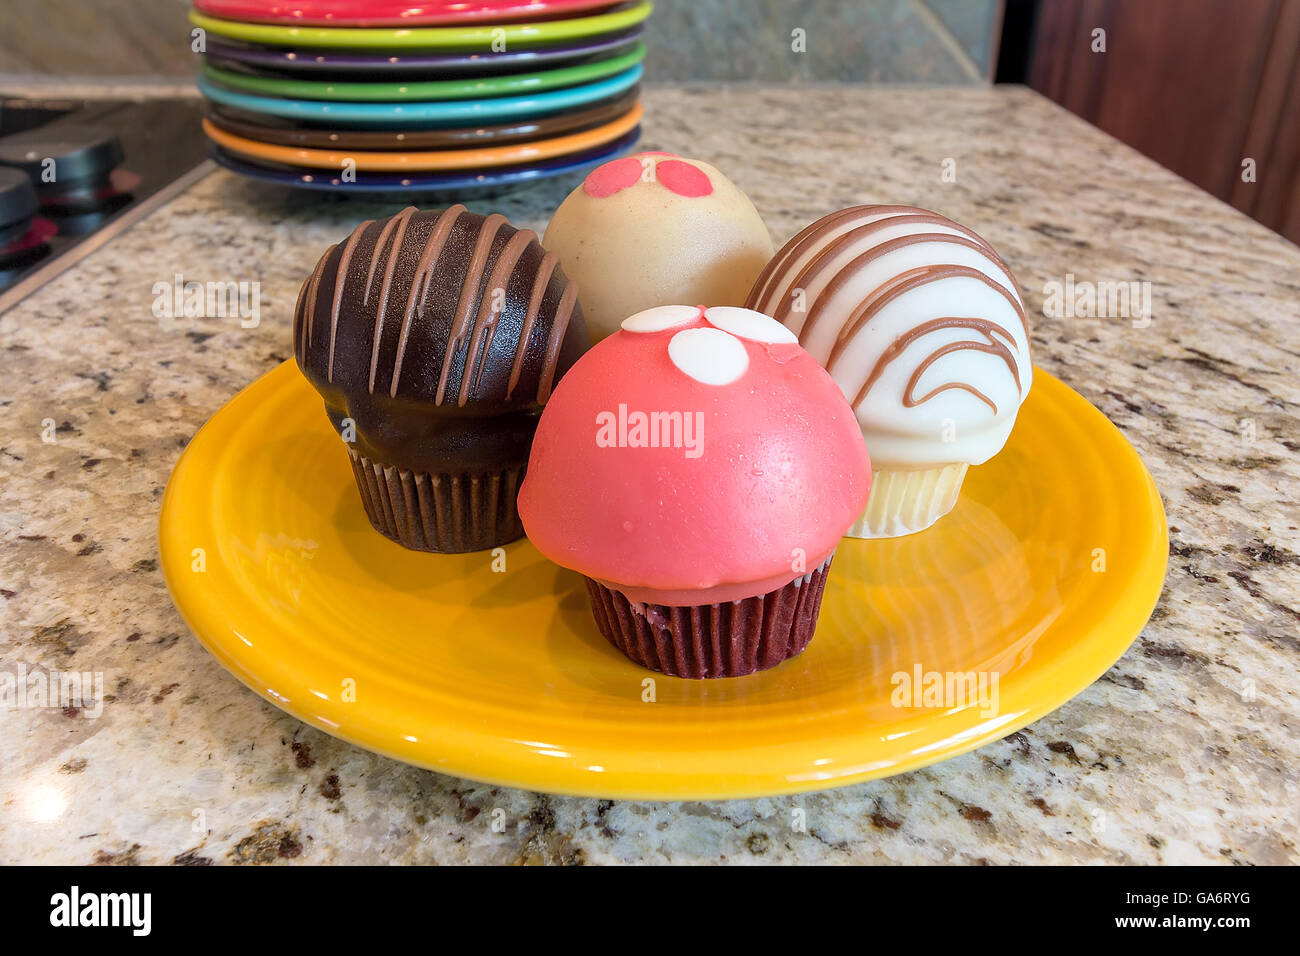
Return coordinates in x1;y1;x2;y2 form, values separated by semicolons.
846;463;969;539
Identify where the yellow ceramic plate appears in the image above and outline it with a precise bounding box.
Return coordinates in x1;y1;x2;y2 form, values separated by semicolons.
160;361;1167;800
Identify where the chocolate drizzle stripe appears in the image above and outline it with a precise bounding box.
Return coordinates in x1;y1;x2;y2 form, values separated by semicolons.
767;221;902;327
536;278;578;404
435;213;507;406
831;264;1028;369
748;206;1017;325
302;245;333;364
327;220;372;383
361;212;404;307
912;379;998;413
772;229;1005;331
798;232;1021;345
852;316;1021;410
292;266;310;365
839;212;1006;266
390;204;465;397
750;207;972;313
507;252;558;401
296;205;585;440
369;208;418;377
907;343;1006;413
459;228;536;407
759;212;894;317
747;205;871;310
367;206;419;394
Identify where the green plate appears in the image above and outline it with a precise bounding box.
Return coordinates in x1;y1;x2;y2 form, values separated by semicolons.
188;2;652;51
204;43;645;102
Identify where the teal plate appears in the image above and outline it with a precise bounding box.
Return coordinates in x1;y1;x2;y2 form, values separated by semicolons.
197;64;643;126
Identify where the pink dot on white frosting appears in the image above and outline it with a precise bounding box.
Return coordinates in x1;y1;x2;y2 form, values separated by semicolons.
656;159;713;197
667;327;749;385
620;304;703;333
583;156;642;198
703;306;798;344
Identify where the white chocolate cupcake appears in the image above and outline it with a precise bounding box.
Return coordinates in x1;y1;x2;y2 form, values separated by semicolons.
747;205;1032;538
542;152;774;341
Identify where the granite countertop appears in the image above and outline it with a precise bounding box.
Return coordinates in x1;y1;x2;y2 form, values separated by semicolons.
1;85;1296;865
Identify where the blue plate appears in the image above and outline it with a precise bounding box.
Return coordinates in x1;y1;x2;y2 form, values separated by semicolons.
197;64;642;127
211;125;640;196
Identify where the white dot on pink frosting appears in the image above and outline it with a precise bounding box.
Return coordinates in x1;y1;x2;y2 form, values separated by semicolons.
667;327;749;385
703;306;798;344
620;305;702;334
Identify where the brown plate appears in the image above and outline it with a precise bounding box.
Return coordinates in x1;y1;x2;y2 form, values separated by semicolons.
206;87;640;150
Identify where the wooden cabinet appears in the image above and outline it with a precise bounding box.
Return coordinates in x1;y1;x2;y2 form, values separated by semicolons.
1028;0;1300;244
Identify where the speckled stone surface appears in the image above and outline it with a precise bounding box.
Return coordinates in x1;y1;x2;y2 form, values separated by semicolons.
1;86;1296;865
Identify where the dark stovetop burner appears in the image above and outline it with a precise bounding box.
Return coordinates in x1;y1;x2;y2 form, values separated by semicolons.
0;96;211;309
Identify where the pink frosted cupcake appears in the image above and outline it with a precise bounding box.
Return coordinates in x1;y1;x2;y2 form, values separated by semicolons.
517;305;871;678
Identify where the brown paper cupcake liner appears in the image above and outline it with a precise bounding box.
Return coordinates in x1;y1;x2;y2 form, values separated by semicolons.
584;556;833;678
348;448;525;553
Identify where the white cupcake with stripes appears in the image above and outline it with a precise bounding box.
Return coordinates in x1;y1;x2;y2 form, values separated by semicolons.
747;205;1032;538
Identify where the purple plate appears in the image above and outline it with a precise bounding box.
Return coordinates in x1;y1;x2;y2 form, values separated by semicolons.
204;27;645;77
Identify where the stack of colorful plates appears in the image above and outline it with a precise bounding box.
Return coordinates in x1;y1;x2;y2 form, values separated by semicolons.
191;0;651;195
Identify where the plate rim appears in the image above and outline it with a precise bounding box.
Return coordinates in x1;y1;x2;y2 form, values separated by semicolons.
196;65;642;123
202;27;644;74
160;361;1169;800
188;1;653;50
200;41;645;102
204;85;640;148
193;0;622;28
209;124;638;189
202;102;641;170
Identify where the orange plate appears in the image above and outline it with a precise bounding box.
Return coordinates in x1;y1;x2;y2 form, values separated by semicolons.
200;103;641;172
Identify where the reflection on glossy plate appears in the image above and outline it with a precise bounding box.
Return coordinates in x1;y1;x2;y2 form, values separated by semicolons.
159;361;1167;800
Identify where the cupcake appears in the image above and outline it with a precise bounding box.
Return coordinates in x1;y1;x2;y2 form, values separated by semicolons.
293;204;589;553
542;152;774;341
517;304;870;678
746;205;1032;538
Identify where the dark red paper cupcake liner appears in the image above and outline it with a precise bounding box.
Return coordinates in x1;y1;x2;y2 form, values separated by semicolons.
348;449;525;553
583;558;833;678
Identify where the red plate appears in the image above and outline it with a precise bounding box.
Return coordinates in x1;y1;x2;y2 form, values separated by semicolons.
191;0;620;27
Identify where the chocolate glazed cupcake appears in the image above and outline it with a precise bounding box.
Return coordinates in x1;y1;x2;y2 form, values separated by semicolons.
293;205;589;553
